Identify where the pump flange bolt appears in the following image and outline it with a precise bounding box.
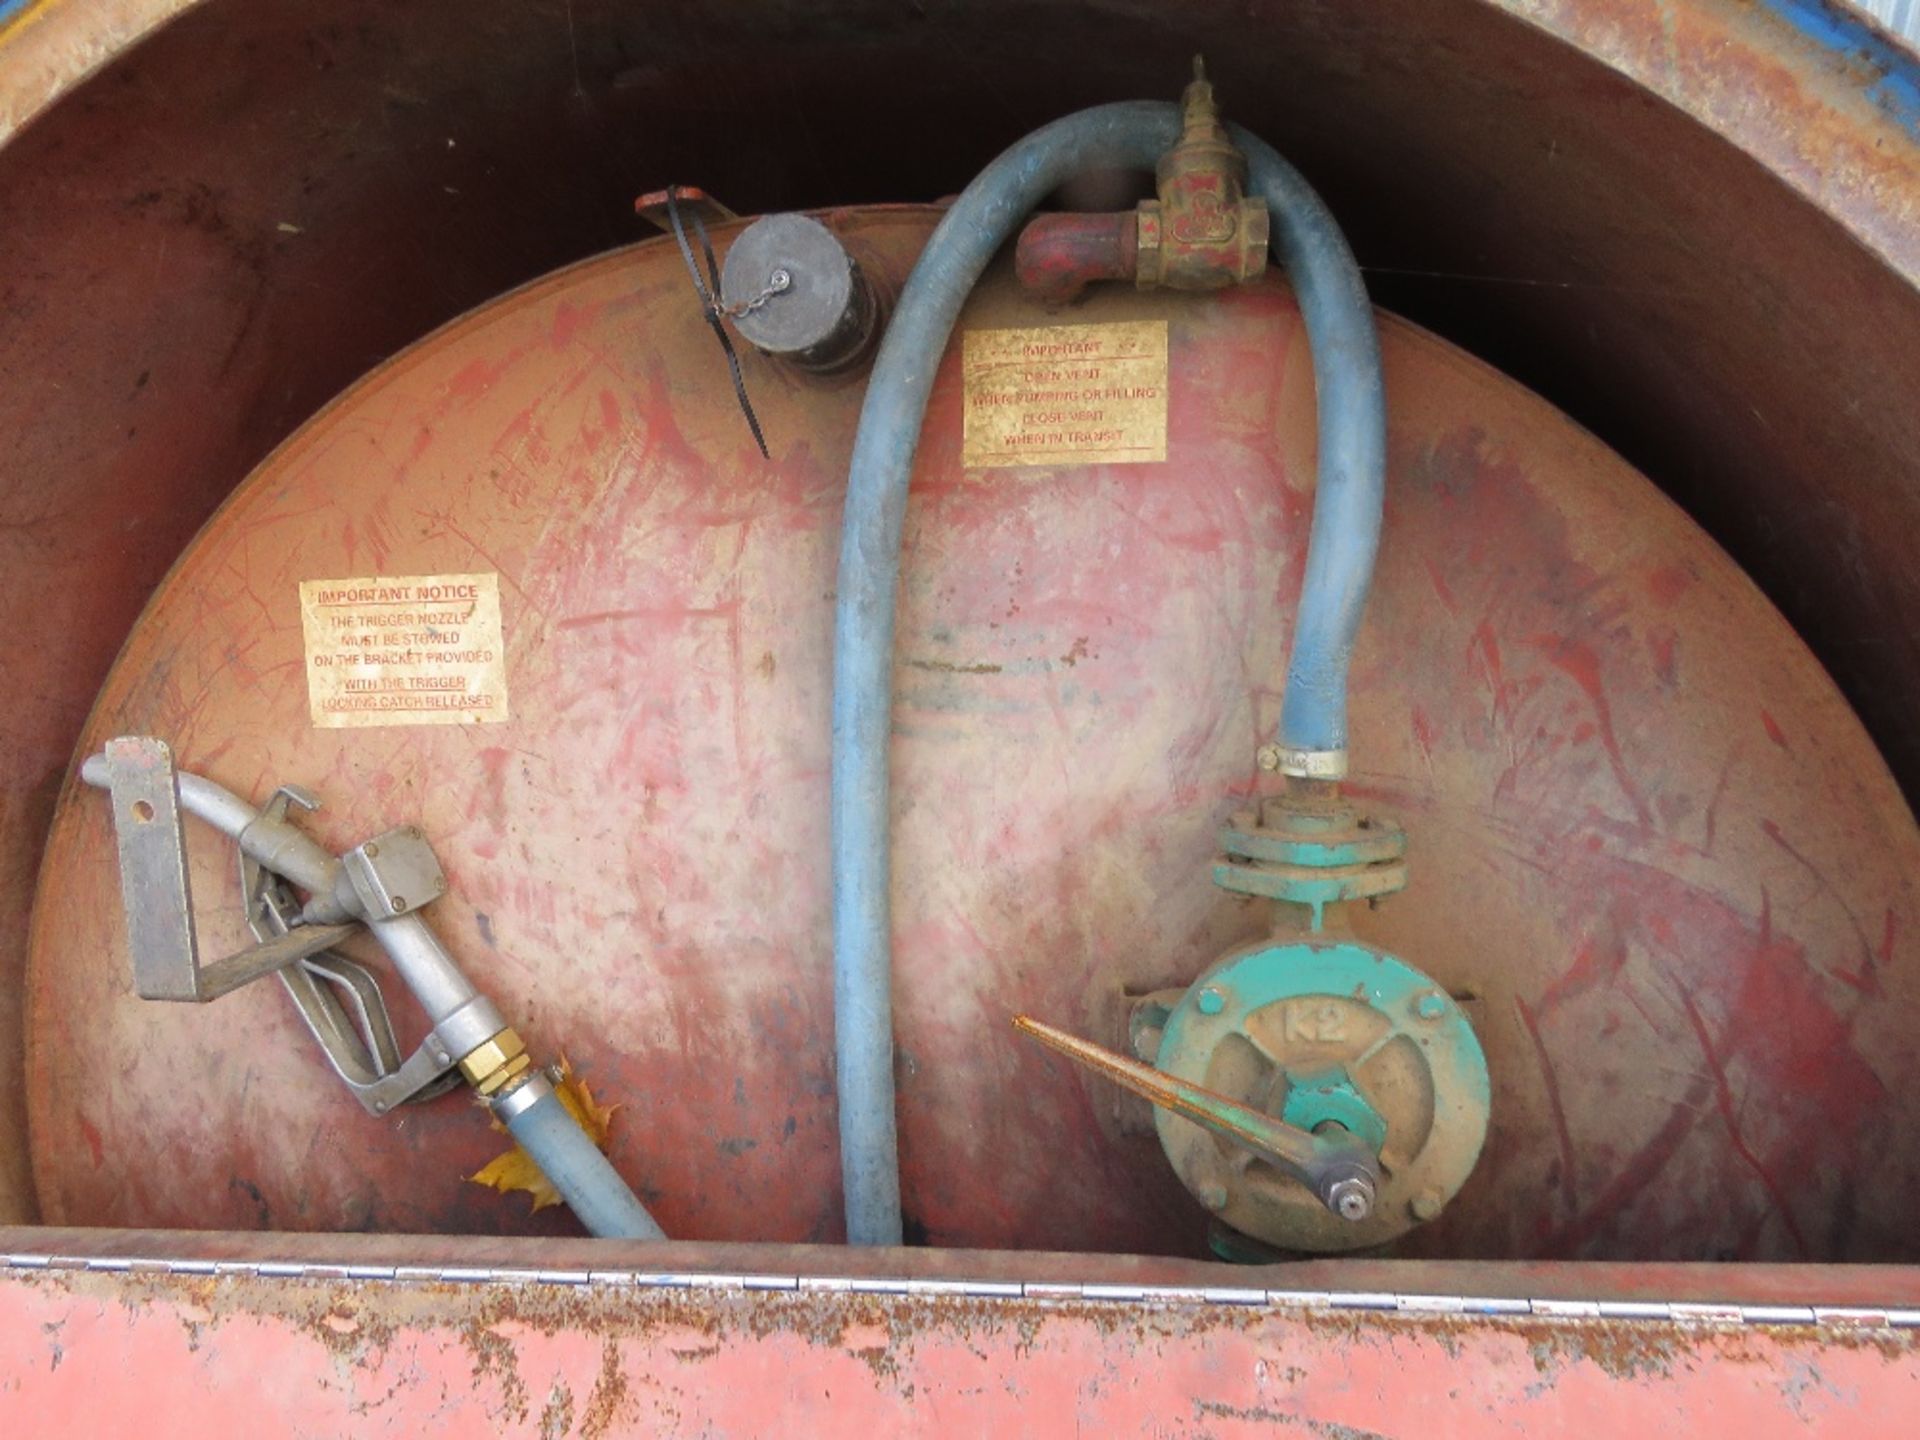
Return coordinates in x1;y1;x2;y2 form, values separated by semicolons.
1196;986;1227;1015
1256;744;1282;773
1415;991;1448;1020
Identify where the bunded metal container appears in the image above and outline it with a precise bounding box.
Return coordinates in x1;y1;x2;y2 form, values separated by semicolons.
23;208;1920;1268
4;0;1920;1431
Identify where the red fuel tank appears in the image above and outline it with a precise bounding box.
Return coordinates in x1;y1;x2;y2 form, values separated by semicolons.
26;207;1920;1261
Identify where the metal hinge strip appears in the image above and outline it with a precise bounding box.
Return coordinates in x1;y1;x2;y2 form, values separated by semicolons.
3;1252;1914;1329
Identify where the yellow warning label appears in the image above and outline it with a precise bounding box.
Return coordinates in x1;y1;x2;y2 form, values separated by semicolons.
299;573;509;729
962;320;1168;469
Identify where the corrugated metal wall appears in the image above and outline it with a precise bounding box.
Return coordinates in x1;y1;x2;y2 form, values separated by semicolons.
1856;0;1920;45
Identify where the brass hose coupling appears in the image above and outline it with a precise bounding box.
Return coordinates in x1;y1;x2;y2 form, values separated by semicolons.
459;1025;534;1096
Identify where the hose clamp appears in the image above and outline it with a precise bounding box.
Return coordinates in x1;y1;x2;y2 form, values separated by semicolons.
1269;746;1348;781
458;1026;533;1095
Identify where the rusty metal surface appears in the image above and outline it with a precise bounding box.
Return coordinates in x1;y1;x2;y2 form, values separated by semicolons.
1;1228;1918;1436
7;1;1915;257
0;2;1917;1251
0;0;189;142
21;211;1919;1265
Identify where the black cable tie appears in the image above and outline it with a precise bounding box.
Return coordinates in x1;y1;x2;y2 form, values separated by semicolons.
665;186;771;460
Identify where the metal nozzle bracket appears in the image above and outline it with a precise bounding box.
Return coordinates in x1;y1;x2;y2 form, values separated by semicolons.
97;737;357;1002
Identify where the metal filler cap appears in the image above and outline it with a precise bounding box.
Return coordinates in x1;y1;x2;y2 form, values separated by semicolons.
719;212;881;374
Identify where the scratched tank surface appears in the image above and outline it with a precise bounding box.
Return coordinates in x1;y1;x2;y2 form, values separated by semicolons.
25;208;1920;1261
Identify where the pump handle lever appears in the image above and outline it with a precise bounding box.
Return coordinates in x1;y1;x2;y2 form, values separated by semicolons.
1012;1014;1379;1222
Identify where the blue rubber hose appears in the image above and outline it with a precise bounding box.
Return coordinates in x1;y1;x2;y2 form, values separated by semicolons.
500;1083;666;1240
830;101;1386;1245
1232;125;1389;772
832;103;1181;1245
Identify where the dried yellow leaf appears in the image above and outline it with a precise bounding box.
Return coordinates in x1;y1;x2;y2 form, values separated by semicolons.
467;1054;619;1213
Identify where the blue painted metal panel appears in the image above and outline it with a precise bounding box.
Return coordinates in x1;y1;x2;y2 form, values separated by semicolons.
1796;2;1920;134
1854;0;1920;47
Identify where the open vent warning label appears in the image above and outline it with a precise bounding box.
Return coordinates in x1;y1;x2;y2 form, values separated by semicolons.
300;573;509;728
962;320;1169;469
